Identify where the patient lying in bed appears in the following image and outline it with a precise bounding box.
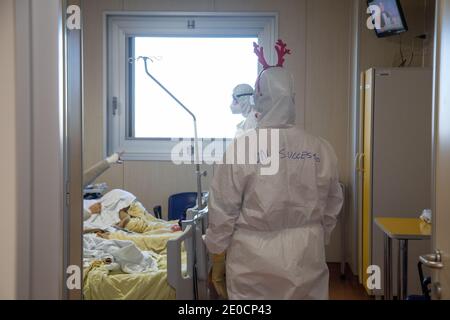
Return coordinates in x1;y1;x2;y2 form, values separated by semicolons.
84;189;182;253
84;189;180;232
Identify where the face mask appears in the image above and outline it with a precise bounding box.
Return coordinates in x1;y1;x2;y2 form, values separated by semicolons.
230;100;243;115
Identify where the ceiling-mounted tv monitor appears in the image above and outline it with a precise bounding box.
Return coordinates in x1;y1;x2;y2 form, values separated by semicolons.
367;0;408;38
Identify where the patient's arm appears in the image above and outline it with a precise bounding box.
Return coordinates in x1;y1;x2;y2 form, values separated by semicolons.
83;152;123;188
89;203;102;214
83;229;110;239
96;232;110;239
83;228;106;234
83;160;110;188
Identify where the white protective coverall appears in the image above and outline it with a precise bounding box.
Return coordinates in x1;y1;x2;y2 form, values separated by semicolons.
230;84;259;137
204;67;343;300
83;153;121;188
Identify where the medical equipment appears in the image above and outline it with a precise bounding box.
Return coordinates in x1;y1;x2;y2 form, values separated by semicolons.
128;56;208;299
84;182;108;199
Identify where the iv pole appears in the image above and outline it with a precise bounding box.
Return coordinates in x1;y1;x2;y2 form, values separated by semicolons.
130;56;207;300
130;56;206;211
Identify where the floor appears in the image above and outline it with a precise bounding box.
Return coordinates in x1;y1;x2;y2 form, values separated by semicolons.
210;263;373;300
328;263;372;300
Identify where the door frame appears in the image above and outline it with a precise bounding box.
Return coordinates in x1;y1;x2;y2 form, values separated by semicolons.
14;0;84;300
15;0;67;299
431;0;450;300
64;0;84;300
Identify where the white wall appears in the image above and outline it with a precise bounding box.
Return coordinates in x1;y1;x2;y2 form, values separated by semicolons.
304;0;353;262
0;0;18;300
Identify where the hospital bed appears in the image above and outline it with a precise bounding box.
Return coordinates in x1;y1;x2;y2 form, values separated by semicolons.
83;196;210;300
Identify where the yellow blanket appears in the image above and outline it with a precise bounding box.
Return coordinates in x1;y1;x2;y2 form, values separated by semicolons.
126;201;180;233
106;201;183;253
83;252;187;300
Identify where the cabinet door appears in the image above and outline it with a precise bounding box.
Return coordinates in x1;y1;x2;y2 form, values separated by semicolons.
357;72;365;285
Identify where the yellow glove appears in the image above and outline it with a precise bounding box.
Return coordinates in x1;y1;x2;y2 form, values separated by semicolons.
210;252;228;300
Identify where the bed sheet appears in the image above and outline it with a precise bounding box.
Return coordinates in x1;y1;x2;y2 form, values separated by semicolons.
83;251;187;300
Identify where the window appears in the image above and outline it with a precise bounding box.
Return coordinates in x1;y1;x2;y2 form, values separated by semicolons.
107;13;277;160
131;37;257;139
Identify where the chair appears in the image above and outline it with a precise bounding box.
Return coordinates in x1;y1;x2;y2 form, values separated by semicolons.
406;261;432;300
168;192;199;221
153;192;199;221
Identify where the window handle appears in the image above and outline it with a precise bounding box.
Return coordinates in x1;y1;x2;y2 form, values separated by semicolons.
112;96;118;116
187;20;196;29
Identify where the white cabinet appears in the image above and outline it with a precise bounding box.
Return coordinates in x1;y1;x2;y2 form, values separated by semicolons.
358;68;433;297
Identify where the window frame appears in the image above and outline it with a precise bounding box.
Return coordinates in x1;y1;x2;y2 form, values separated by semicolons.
105;12;278;161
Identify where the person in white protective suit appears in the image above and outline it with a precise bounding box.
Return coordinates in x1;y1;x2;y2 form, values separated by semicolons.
230;84;259;137
204;40;343;300
83;152;123;188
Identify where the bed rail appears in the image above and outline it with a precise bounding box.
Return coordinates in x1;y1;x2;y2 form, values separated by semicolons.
167;224;194;300
185;207;210;300
167;206;209;300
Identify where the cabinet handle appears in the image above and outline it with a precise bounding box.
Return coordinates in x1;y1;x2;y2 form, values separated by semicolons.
359;153;365;172
355;153;361;172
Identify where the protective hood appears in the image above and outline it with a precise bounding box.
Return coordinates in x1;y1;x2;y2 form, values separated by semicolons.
230;84;254;117
254;67;296;129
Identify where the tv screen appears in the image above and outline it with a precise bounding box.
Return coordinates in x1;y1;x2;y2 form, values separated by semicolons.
367;0;408;37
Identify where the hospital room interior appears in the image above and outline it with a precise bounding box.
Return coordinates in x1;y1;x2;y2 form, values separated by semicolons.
2;0;450;301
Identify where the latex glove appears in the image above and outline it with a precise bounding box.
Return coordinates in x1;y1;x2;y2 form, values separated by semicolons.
106;151;124;164
106;153;119;164
210;252;228;299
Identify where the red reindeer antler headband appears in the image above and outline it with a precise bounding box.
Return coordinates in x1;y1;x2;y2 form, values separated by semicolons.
253;40;291;94
253;39;291;70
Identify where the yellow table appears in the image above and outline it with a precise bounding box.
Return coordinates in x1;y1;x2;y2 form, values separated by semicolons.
375;218;431;300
